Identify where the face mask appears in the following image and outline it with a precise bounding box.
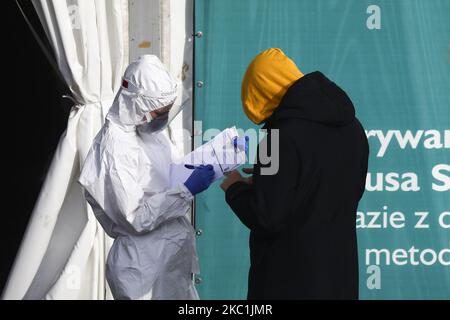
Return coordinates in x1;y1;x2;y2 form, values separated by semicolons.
139;110;170;134
148;111;169;132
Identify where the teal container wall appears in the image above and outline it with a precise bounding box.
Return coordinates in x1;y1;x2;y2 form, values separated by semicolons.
194;0;450;299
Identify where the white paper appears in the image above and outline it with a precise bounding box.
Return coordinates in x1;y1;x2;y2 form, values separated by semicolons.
170;127;246;187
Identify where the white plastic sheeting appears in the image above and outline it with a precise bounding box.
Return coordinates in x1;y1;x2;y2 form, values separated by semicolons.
2;0;129;299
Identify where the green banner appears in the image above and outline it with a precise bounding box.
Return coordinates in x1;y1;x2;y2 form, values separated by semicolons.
194;0;450;299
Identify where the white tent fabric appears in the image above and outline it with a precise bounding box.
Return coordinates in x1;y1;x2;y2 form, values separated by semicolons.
2;0;129;299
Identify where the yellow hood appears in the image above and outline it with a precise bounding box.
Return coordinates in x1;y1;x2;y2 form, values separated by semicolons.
241;48;303;124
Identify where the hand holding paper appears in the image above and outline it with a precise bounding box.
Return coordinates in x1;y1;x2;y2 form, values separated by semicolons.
170;127;247;188
183;164;215;195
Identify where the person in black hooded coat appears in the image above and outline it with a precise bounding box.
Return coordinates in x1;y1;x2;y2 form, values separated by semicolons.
221;49;369;300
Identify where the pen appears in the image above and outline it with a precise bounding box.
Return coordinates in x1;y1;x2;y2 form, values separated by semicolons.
184;164;203;170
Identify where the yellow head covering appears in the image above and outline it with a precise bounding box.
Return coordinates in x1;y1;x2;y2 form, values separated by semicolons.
241;48;303;124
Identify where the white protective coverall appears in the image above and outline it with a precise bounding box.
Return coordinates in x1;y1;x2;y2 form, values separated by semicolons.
79;55;199;300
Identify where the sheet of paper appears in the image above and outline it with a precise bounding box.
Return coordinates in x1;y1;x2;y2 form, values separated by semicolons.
169;127;246;188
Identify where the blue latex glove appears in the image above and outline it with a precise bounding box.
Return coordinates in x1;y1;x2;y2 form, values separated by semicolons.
184;164;215;195
233;136;249;153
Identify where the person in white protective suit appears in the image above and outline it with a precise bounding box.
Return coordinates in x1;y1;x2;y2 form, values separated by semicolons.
79;55;215;300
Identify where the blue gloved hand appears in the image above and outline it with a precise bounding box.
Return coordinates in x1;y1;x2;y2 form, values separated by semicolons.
233;136;249;153
184;164;215;195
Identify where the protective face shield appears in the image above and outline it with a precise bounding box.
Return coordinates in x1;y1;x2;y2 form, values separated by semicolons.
137;96;190;135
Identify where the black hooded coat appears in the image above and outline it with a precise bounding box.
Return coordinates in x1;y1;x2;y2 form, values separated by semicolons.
226;71;369;299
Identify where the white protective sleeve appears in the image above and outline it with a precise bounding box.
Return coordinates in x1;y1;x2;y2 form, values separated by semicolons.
107;151;194;233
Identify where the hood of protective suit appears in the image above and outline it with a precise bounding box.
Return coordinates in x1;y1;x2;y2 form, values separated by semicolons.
106;55;178;129
241;48;303;124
